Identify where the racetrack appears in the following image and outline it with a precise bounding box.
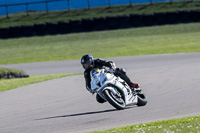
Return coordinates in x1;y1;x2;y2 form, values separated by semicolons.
0;53;200;133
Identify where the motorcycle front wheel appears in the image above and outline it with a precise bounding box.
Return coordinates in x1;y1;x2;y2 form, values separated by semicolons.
103;89;126;110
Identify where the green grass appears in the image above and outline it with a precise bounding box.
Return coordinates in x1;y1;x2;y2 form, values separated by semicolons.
0;67;24;73
0;73;81;92
1;1;200;28
0;22;200;65
91;115;200;133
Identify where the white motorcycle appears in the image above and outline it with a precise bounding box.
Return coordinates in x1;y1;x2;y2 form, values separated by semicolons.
90;68;147;110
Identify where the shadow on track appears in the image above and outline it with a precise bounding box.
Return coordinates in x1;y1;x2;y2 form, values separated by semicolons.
36;109;119;120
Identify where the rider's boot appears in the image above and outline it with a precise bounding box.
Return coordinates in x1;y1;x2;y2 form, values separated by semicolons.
130;83;139;88
130;83;141;92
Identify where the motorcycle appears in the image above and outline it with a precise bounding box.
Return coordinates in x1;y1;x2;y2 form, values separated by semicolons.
90;67;147;110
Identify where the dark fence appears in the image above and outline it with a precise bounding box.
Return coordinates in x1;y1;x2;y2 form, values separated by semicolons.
0;10;200;39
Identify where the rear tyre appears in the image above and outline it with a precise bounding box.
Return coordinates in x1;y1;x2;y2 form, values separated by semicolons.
137;93;147;106
103;89;126;110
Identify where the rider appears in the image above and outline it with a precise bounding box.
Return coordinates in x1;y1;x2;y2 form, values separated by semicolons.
81;54;139;103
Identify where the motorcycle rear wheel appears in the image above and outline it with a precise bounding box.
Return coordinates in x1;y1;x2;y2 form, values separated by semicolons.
137;93;147;106
103;89;126;110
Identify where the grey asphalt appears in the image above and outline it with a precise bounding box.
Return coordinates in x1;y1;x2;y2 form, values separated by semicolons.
0;53;200;133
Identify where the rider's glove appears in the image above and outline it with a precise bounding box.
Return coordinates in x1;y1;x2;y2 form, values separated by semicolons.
108;61;116;69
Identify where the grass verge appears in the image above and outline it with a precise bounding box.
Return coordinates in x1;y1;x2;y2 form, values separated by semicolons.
91;115;200;133
0;67;24;73
0;22;200;64
0;73;81;92
1;1;200;28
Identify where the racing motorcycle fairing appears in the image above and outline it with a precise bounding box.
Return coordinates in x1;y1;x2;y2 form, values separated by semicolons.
90;68;138;106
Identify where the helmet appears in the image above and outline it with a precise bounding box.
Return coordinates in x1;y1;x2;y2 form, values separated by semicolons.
81;54;94;70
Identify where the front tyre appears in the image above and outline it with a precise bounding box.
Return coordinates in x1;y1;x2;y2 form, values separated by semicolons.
103;89;126;110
